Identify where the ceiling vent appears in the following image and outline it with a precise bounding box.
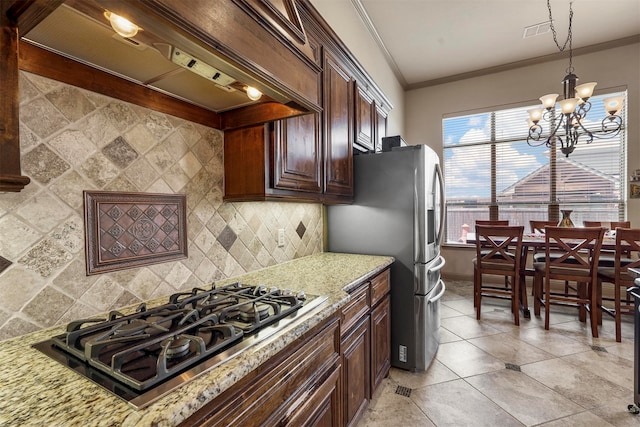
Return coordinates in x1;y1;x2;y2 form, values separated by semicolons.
523;20;552;39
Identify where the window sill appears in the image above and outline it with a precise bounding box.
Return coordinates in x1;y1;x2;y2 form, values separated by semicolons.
442;242;474;249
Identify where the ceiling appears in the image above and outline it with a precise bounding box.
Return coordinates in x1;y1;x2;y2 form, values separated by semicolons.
355;0;640;89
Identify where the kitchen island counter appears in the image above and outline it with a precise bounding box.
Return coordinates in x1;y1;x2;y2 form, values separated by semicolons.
0;252;393;427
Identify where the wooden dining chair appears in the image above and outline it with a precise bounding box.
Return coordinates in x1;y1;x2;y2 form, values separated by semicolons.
526;220;568;297
529;220;557;234
583;221;630;230
610;221;631;229
533;226;605;337
583;221;603;227
475;220;511;290
597;228;640;342
596;221;632;264
476;220;509;225
473;224;525;325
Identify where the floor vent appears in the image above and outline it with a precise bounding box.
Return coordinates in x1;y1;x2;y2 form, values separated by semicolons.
505;363;521;372
592;345;608;352
395;385;412;397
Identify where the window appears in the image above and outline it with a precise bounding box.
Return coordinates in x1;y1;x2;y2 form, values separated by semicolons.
443;92;627;243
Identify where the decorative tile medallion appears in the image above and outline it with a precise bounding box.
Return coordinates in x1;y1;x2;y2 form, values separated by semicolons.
84;191;187;275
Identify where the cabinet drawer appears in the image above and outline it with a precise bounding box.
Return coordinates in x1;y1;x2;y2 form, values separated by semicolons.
370;269;390;307
341;285;370;336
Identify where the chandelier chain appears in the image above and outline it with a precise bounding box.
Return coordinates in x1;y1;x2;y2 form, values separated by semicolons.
547;0;574;72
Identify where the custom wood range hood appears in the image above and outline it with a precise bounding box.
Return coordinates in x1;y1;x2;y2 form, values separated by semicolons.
0;0;321;192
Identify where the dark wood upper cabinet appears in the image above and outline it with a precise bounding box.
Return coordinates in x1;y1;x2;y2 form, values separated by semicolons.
0;1;32;192
223;1;392;204
273;113;322;194
1;0;324;192
323;50;354;199
223;118;323;202
354;83;375;153
232;0;313;55
223;125;269;201
375;103;388;153
2;0;391;197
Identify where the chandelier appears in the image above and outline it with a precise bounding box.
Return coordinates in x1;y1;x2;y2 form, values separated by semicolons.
527;0;625;157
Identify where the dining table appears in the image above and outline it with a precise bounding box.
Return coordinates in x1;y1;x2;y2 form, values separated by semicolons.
519;231;619;250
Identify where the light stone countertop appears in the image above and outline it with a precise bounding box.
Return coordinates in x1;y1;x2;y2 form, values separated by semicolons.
0;252;393;427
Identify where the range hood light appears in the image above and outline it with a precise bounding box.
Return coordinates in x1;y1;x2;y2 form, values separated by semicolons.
104;11;140;38
245;86;262;101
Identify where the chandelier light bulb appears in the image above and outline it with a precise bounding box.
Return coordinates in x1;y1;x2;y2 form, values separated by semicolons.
104;11;140;38
603;96;625;116
527;108;543;124
539;94;559;109
575;82;597;100
559;98;579;115
245;86;262;101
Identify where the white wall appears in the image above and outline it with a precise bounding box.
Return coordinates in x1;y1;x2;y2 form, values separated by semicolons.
309;0;405;137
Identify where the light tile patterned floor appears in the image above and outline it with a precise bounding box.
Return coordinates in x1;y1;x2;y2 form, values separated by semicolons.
358;279;639;426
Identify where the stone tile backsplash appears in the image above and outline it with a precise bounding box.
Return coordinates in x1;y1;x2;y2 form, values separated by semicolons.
0;72;323;341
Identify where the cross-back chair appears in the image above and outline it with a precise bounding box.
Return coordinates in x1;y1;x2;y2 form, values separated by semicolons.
526;220;566;297
529;220;557;234
611;221;631;230
597;228;640;342
583;221;603;228
583;221;631;230
473;224;525;325
586;221;633;264
533;226;605;337
476;220;509;226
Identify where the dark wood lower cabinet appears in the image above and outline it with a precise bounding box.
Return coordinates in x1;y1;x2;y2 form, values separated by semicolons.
179;268;391;427
341;315;370;427
370;295;391;394
180;315;341;427
340;268;391;426
286;366;342;426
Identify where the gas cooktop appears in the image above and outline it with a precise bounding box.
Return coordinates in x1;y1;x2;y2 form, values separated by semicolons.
33;282;327;409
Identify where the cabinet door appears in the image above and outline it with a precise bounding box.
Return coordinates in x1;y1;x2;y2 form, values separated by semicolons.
342;315;370;427
354;83;374;152
323;50;353;198
370;295;391;394
286;364;342;427
272;113;322;193
375;104;388;153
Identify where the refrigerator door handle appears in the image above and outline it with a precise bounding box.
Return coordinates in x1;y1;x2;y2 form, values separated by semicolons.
428;255;446;274
428;279;446;303
434;162;445;246
413;168;422;262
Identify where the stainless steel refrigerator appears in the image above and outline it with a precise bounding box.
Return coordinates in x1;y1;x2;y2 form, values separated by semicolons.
327;143;445;371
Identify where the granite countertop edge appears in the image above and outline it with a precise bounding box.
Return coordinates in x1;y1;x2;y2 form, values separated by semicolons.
0;252;393;427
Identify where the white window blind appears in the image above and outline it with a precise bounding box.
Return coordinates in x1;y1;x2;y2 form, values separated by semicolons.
443;92;626;242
